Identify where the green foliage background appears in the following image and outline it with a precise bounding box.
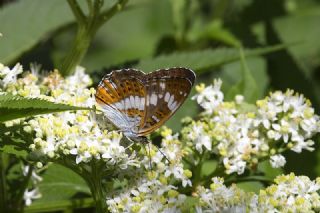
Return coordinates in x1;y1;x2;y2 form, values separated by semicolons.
1;0;320;212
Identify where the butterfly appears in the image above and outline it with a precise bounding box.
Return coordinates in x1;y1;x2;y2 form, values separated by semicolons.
95;67;196;143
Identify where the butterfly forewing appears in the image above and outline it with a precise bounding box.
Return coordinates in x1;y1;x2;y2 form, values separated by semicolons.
95;69;146;133
137;68;195;136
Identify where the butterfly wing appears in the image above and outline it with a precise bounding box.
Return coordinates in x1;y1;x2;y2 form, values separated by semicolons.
95;69;146;133
137;67;195;136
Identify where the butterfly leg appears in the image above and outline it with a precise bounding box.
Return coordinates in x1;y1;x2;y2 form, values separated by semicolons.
139;136;171;165
147;142;153;170
139;142;152;170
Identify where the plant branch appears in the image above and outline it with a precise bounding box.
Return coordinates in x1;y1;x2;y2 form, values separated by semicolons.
86;0;94;16
60;0;129;76
67;0;86;24
96;0;129;28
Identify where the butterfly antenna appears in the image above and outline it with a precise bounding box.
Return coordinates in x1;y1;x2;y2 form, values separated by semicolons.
154;145;171;164
147;142;153;170
143;137;171;164
141;142;152;170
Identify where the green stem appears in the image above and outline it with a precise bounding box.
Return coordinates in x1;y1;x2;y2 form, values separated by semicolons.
57;158;107;213
95;0;129;29
14;164;34;213
86;162;106;213
192;151;204;191
67;0;86;24
60;0;129;76
60;25;93;76
0;153;8;212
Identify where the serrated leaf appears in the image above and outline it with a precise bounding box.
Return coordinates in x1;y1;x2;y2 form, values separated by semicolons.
0;94;92;122
0;144;27;157
0;124;30;157
0;0;74;64
135;44;288;73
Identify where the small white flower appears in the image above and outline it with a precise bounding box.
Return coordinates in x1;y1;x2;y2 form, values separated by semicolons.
192;79;224;114
66;66;92;90
0;63;23;87
188;123;212;153
235;95;244;104
22;165;43;184
270;154;286;168
24;188;41;206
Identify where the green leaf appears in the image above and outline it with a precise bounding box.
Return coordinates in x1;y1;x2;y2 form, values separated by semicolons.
136;44;288;73
180;196;199;212
236;181;264;193
197;20;241;47
258;160;282;180
0;144;27;158
25;198;94;213
0;0;74;64
273;9;320;73
225;48;260;103
222;57;268;100
0;124;30;157
201;160;218;177
0;94;92;122
35;164;90;203
272;9;320;109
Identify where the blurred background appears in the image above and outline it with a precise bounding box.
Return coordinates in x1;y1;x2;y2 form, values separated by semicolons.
1;0;320;211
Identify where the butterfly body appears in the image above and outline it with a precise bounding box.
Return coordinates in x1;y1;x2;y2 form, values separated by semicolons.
95;68;195;142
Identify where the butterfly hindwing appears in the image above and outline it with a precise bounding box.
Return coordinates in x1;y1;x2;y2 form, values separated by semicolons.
137;68;195;136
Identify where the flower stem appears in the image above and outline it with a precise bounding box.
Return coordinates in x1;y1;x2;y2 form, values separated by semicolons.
86;161;107;213
58;158;107;212
59;25;93;77
0;153;8;212
60;0;129;76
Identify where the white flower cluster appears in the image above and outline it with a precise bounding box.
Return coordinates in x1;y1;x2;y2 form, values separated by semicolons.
256;90;319;153
196;174;320;213
143;127;192;187
192;79;224;114
195;177;255;212
106;127;192;213
258;173;320;212
0;64;139;169
184;80;320;174
107;175;187;213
